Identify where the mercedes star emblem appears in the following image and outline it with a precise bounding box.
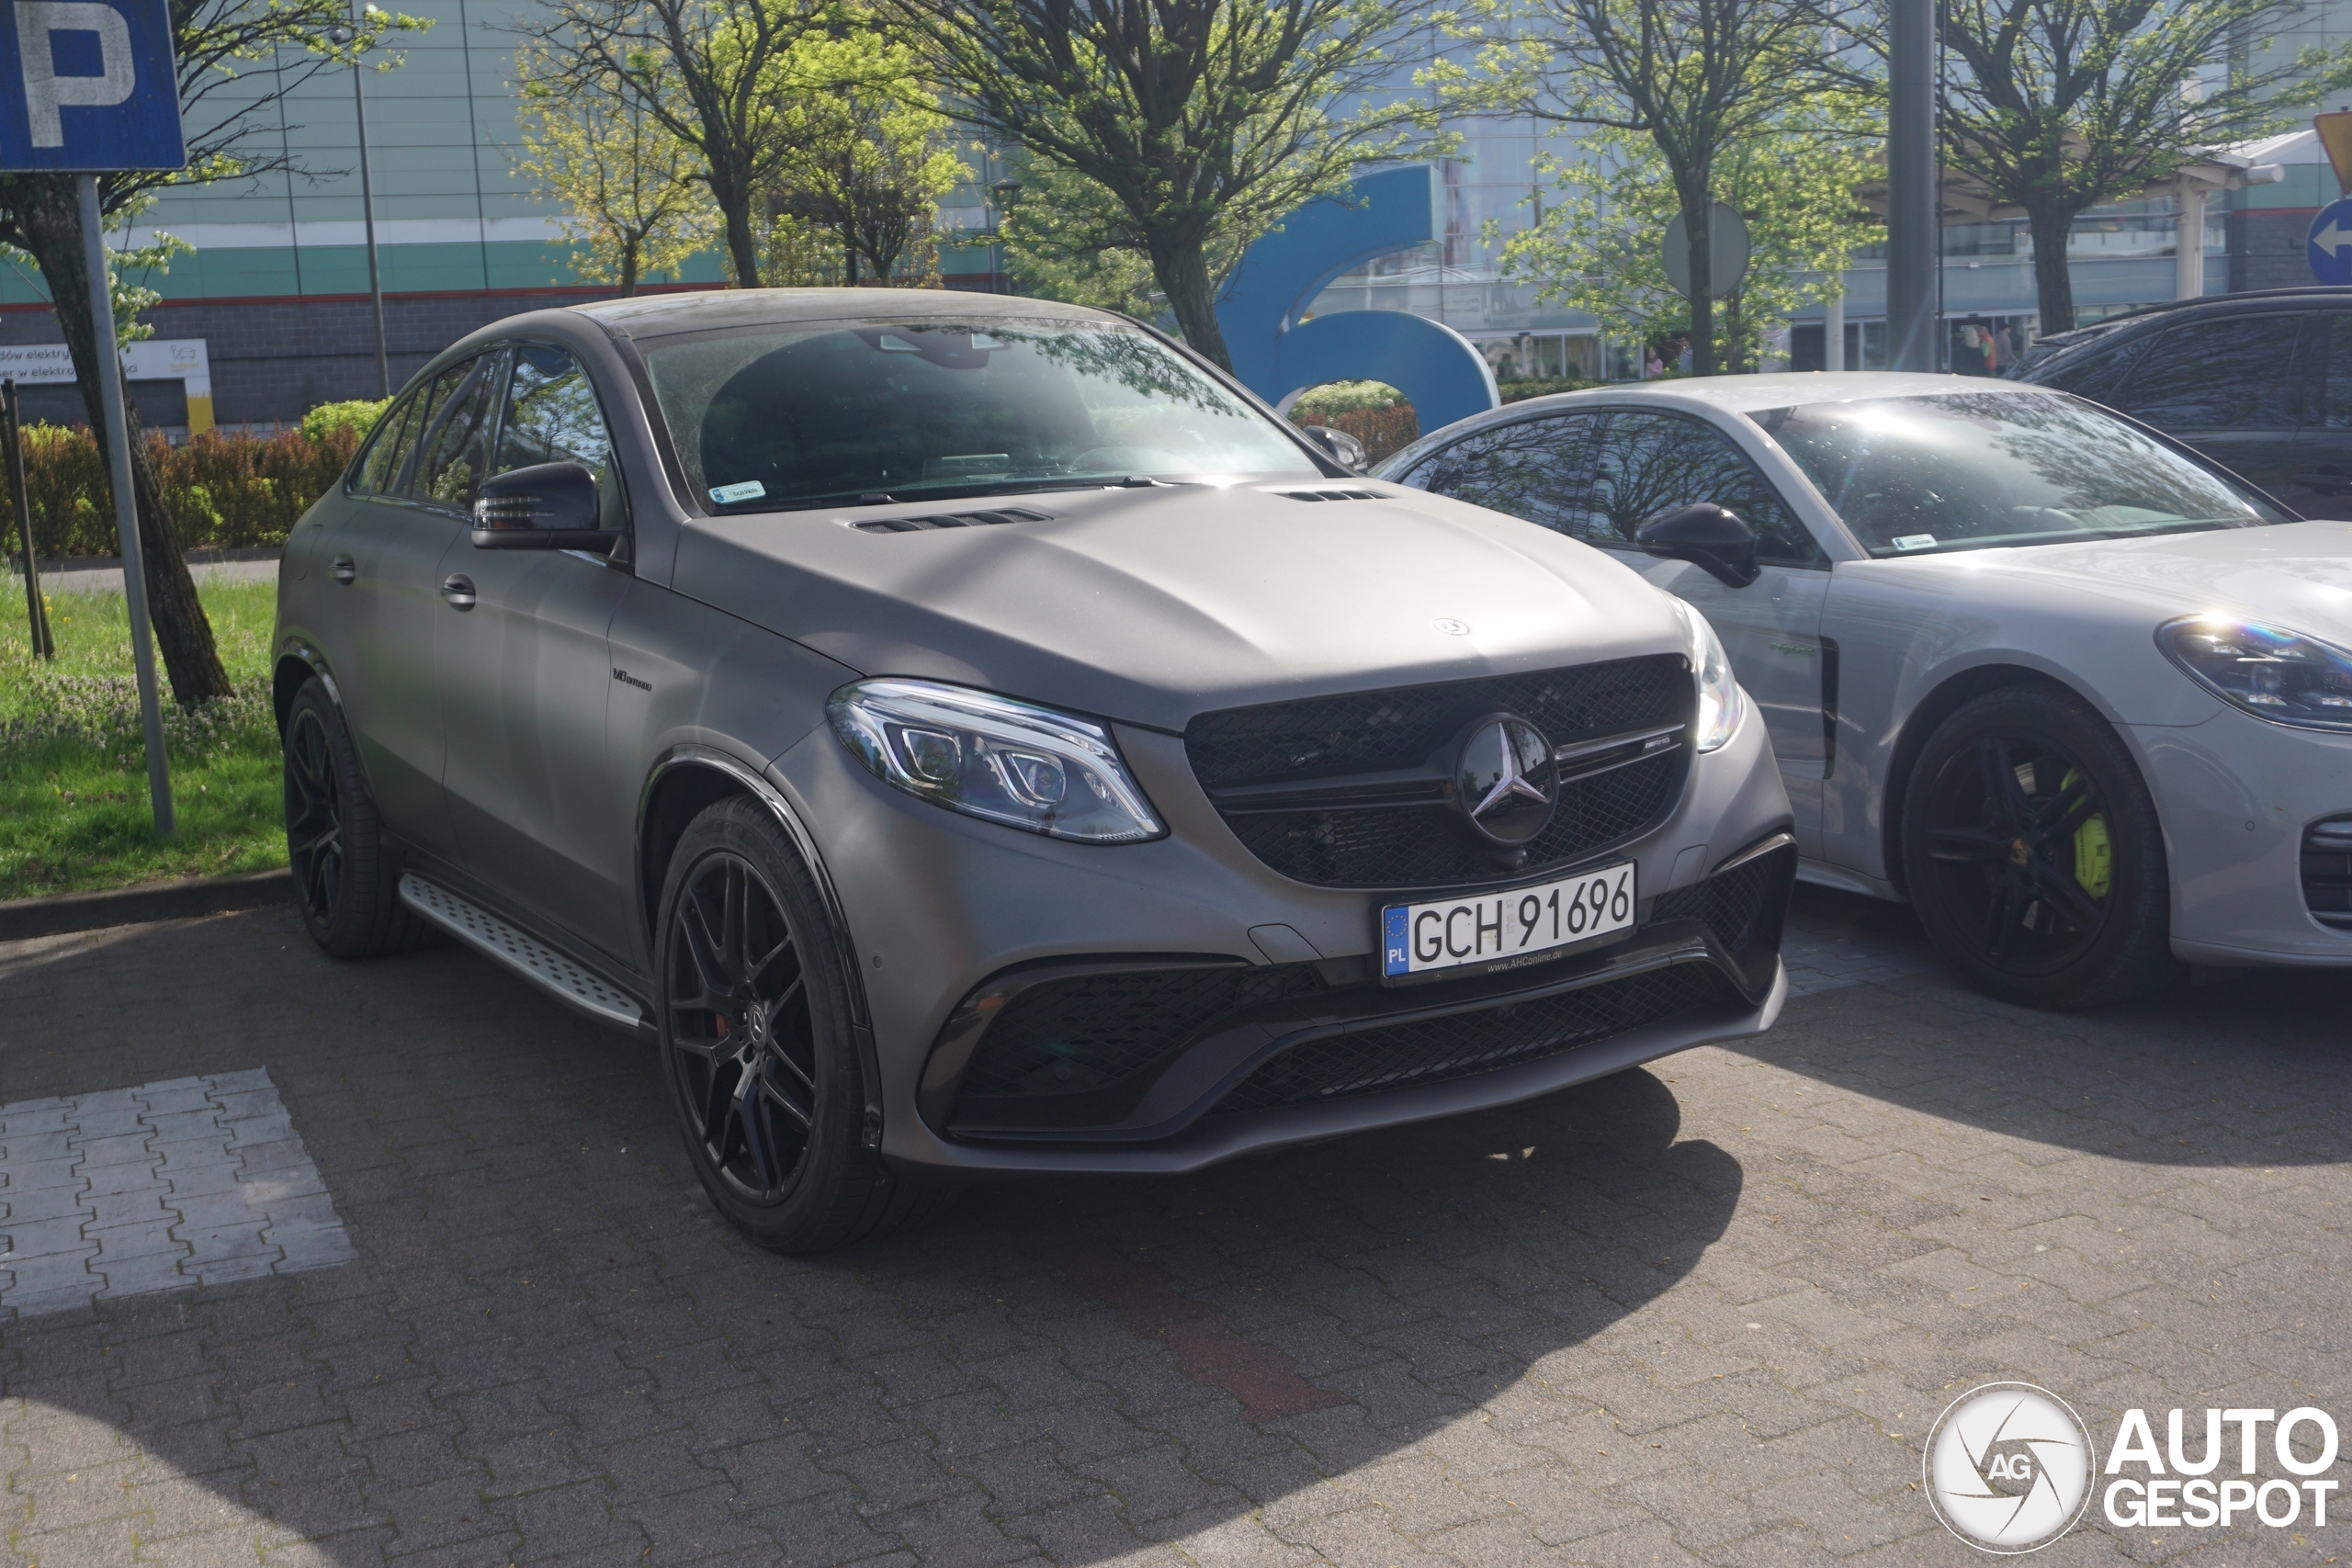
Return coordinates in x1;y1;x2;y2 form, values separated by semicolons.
1454;715;1557;846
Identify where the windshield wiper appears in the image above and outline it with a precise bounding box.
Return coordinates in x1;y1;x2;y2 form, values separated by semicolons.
713;475;1199;513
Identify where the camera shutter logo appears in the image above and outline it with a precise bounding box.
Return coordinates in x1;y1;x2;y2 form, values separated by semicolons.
1924;1382;2094;1553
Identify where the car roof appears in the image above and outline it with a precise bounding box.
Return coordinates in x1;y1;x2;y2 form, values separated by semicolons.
569;287;1134;341
1496;370;2032;417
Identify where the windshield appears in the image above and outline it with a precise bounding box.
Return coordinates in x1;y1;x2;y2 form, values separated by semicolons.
1751;391;2282;557
639;317;1316;511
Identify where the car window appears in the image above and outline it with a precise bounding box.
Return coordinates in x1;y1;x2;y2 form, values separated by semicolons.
403;354;503;510
350;387;424;495
1403;413;1607;537
1754;390;2281;557
639;318;1313;512
496;344;624;529
2032;336;2148;407
2316;316;2352;431
1589;411;1826;565
2107;315;2303;430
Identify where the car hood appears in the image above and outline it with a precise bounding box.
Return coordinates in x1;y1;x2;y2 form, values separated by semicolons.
1894;520;2352;636
668;482;1687;731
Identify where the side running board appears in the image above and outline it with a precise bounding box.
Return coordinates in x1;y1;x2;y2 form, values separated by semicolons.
398;874;645;1030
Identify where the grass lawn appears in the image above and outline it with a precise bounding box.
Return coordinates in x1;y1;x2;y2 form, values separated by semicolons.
0;577;287;902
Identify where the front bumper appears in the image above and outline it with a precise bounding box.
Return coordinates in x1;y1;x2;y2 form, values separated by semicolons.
773;692;1793;1174
2130;706;2352;965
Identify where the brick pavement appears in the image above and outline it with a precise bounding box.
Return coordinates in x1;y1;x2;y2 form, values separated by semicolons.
0;892;2343;1565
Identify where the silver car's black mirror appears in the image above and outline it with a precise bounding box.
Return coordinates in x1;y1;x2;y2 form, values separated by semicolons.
1635;502;1759;588
472;461;616;552
1297;423;1368;474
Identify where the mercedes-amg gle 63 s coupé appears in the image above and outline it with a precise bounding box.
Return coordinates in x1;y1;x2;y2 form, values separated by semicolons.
274;291;1796;1251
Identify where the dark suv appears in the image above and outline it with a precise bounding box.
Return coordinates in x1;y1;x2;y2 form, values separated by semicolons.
2016;286;2352;516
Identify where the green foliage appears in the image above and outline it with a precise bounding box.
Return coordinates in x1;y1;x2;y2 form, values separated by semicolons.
10;424;361;558
515;46;716;294
1498;377;1598;402
1497;112;1878;371
300;400;390;443
0;580;284;899
1290;380;1407;417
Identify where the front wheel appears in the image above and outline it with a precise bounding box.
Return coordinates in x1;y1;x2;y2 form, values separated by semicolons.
1900;685;2176;1009
654;796;942;1253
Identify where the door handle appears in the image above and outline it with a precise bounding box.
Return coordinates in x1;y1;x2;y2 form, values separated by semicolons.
439;574;477;611
2292;470;2351;490
329;556;356;585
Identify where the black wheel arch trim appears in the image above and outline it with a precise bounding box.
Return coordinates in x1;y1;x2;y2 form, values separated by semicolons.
637;744;884;1151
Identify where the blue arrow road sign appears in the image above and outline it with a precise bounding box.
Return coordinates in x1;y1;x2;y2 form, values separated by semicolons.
0;0;184;173
2311;197;2352;286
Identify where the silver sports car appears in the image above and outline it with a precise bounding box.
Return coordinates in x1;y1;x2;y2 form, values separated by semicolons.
1381;371;2352;1008
273;290;1794;1252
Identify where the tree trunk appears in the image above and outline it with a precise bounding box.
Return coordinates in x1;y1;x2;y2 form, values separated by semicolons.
2025;199;2077;334
1678;184;1717;377
17;176;230;707
1148;234;1233;372
619;241;640;297
710;169;762;287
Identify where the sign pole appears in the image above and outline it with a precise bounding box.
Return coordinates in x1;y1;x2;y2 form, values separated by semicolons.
76;175;173;837
3;378;53;660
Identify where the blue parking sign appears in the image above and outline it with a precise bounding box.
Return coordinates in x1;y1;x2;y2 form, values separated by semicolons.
0;0;184;172
2311;197;2352;286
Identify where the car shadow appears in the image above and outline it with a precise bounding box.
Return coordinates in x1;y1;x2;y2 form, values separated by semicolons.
0;909;1744;1562
1733;886;2352;1169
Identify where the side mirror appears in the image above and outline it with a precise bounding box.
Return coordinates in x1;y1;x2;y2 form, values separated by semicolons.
471;461;616;552
1297;423;1368;474
1634;502;1760;588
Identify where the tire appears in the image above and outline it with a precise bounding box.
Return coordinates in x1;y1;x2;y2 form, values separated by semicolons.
283;677;435;959
654;796;944;1253
1900;683;2177;1009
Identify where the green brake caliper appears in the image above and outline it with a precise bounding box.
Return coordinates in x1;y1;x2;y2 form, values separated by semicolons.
2060;768;2111;899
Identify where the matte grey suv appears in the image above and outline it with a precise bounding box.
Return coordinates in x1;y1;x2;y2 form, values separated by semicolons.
274;290;1796;1252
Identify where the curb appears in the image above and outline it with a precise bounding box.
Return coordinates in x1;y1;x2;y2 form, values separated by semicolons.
0;868;295;942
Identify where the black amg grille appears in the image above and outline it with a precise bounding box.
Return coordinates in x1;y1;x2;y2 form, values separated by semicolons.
956;963;1324;1100
1211;964;1730;1115
1220;750;1680;888
2302;818;2352;931
1187;657;1691;889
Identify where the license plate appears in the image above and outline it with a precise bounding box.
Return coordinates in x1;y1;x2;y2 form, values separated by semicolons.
1380;862;1636;983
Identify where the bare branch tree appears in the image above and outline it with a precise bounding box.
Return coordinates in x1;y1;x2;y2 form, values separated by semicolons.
515;0;841;288
883;0;1439;369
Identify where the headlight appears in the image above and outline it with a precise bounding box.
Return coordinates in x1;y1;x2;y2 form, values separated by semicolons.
2157;616;2352;730
827;679;1165;842
1671;598;1746;752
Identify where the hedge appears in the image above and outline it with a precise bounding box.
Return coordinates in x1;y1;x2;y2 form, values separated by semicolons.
6;423;362;558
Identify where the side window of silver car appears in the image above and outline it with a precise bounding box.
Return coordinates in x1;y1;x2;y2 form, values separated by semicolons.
1589;411;1826;566
1407;412;1608;538
496;344;624;529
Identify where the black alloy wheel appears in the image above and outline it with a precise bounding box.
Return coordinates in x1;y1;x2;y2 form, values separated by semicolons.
653;796;947;1252
280;677;431;959
1901;684;2175;1008
285;701;344;928
664;851;820;1203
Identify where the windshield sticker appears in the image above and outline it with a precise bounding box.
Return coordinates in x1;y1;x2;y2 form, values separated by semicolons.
1892;534;1937;551
710;480;765;504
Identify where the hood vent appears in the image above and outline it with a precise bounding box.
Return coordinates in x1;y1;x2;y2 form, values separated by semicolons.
854;507;1049;534
1271;487;1387;502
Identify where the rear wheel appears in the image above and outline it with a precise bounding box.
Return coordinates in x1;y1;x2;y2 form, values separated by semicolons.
654;796;943;1253
283;678;432;958
1900;685;2175;1008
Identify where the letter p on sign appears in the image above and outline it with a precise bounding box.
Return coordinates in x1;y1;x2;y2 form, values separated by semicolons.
0;0;184;173
20;3;136;146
